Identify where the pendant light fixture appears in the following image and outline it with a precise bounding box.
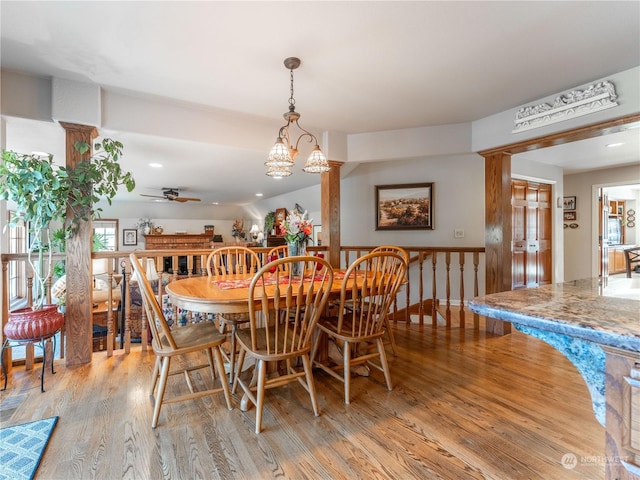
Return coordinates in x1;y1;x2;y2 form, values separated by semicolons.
265;57;330;177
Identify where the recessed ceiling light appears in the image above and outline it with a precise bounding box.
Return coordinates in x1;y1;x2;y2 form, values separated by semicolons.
606;142;624;148
212;202;219;205
255;193;263;197
149;163;163;168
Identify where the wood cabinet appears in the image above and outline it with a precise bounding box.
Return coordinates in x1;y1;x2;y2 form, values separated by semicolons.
610;200;626;218
143;233;212;250
609;248;628;274
266;234;287;247
143;234;212;275
604;347;640;479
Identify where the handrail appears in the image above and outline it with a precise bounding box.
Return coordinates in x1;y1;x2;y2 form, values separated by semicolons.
1;244;486;364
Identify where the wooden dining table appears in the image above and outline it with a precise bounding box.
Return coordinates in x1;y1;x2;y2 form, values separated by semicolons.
165;271;353;410
165;271;352;316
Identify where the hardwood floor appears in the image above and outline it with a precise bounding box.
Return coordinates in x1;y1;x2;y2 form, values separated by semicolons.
1;315;604;479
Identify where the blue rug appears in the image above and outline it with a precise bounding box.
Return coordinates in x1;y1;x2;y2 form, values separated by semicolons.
0;416;58;480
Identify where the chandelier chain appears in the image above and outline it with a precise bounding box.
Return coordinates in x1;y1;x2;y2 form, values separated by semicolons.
289;67;296;111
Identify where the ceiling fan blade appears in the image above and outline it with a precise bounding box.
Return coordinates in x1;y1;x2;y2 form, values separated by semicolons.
140;194;166;199
174;197;201;202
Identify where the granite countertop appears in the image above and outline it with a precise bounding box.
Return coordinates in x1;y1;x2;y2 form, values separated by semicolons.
468;278;640;353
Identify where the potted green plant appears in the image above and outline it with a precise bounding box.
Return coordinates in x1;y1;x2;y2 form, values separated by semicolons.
264;211;275;235
0;139;135;339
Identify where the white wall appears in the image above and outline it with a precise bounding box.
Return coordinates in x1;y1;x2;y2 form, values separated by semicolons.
563;164;640;280
341;154;485;247
472;67;640;152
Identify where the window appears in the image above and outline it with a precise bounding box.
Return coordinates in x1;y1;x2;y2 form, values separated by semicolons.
7;210;26;304
93;219;119;251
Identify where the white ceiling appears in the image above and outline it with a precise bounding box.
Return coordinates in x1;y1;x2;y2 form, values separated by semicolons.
1;1;639;206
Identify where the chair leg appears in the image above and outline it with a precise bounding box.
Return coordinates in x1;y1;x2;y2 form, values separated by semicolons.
152;356;171;428
231;347;246;394
150;355;161;395
384;316;398;356
255;359;267;434
301;354;320;417
228;322;238;384
344;340;351;405
205;347;216;381
212;345;233;410
377;337;393;391
309;329;321;366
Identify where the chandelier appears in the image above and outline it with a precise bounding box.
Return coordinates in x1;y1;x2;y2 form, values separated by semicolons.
265;57;330;177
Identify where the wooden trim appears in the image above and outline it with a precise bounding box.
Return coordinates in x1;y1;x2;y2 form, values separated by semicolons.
479;113;640;157
60;122;98;366
480;113;640;336
321;161;343;268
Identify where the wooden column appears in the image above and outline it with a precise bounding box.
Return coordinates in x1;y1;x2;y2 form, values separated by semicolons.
321;161;343;268
60;122;98;366
483;152;512;335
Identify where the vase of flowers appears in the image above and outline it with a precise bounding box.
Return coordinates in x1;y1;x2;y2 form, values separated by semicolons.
231;219;246;240
136;218;154;235
280;209;313;276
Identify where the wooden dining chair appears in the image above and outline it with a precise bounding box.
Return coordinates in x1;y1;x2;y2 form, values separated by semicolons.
206;246;262;382
267;245;289;272
232;255;334;433
311;251;407;404
369;245;409;354
130;253;232;428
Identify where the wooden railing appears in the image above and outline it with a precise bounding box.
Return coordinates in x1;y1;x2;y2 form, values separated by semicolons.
1;245;485;362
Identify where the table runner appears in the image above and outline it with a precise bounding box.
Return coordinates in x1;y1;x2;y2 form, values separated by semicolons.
211;271;351;290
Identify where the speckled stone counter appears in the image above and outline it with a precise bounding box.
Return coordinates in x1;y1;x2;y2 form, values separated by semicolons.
469;278;640;478
469;278;640;354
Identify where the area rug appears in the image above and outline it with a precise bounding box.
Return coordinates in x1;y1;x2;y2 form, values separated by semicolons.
0;416;58;480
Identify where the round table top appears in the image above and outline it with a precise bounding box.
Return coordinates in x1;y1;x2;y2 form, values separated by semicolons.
165;271;350;314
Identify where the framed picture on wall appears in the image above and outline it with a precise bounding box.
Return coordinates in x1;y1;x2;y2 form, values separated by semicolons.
563;211;577;221
375;182;434;230
123;229;137;246
563;196;576;210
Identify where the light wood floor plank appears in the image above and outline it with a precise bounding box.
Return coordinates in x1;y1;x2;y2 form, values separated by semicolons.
0;315;604;479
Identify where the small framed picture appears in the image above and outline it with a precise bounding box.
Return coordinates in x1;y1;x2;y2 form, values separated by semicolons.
563;196;576;210
563;211;576;221
123;229;138;246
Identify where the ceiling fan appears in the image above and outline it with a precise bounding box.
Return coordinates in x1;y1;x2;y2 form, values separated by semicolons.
140;188;201;203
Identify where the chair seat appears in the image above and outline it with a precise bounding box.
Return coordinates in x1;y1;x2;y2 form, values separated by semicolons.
156;321;226;355
317;317;384;343
236;324;308;361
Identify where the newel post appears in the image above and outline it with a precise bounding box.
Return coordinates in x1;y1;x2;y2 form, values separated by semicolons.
321;160;343;268
482;152;512;335
60;122;98;365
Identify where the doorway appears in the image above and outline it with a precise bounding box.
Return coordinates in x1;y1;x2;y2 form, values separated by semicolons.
512;179;552;289
599;183;639;281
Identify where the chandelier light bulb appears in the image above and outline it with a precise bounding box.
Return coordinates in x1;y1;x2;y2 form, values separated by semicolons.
265;163;293;178
266;137;294;167
303;145;330;173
